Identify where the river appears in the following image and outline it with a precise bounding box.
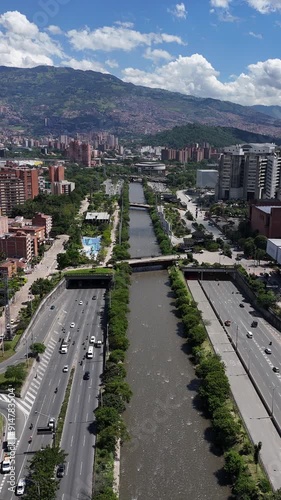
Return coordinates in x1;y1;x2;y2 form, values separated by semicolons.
119;183;230;500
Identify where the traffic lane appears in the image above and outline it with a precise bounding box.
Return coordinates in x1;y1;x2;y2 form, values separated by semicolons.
202;281;281;419
59;349;103;499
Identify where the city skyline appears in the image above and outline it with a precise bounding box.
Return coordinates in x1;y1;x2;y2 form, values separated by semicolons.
0;2;281;106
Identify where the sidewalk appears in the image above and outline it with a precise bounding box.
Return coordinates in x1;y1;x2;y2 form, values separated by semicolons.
188;280;281;491
0;234;69;335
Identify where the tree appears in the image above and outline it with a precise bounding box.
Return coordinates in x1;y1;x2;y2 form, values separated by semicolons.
254;234;267;251
5;364;26;385
104;380;132;404
30;278;53;298
212;407;240;449
25;446;67;500
94;406;120;433
224;450;245;479
232;472;258;499
30;343;46;356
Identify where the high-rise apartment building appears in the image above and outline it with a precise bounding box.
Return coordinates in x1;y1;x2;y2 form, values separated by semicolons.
217;143;280;200
67;141;92;167
0;177;25;215
49;165;65;182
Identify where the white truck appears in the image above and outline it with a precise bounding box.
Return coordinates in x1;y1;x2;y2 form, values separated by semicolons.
6;431;16;452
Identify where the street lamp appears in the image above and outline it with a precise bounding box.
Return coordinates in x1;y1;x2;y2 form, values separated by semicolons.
236;325;239;350
271;385;276;418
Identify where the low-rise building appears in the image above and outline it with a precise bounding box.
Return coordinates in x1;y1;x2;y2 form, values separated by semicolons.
0;231;36;261
32;213;52;238
250;201;281;238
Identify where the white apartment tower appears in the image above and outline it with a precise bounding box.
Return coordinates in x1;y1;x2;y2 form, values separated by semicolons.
217;143;280;201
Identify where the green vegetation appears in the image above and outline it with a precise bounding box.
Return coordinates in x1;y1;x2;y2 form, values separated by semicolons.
143;181;174;254
4;363;27;389
164;206;189;238
64;268;113;275
56;368;75;446
24;446;67;500
169;266;275;499
238;266;277;310
30;343;46;356
110;183;130;263
144;122;279;148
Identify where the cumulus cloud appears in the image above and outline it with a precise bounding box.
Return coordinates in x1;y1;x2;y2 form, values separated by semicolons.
46;25;63;35
144;48;173;63
249;31;263;38
61;57;109;73
246;0;281;13
67;25;185;52
210;0;231;7
105;59;119;68
122;54;281;105
168;3;188;19
0;11;63;67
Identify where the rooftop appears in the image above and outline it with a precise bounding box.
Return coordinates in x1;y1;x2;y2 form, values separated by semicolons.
256;206;281;215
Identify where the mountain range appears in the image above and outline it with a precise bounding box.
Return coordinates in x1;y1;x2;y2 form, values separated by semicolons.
0;65;281;140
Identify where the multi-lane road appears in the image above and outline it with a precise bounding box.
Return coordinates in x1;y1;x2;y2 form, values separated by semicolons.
201;279;281;426
0;286;105;500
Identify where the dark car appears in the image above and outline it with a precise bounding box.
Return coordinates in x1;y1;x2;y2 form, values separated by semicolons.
57;464;65;478
239;303;245;308
251;321;258;328
273;366;280;373
84;371;90;380
50;305;55;310
92;295;97;300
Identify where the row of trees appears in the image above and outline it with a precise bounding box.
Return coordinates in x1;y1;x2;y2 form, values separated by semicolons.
238;266;277;310
93;183;132;498
169;267;276;499
143;181;175;255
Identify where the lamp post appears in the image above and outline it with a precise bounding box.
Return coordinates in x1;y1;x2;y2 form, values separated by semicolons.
236;325;239;350
271;385;276;418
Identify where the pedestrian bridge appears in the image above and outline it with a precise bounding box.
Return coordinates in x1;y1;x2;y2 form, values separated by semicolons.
129;202;150;209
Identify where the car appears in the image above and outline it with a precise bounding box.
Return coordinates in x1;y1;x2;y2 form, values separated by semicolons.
50;305;55;310
251;321;258;328
63;365;68;373
224;320;231;326
57;464;65;478
273;366;280;373
92;295;97;300
247;331;253;339
239;303;245;308
16;477;26;495
84;371;90;380
90;335;96;344
265;348;272;354
79;300;83;305
70;322;75;328
48;418;55;430
95;340;102;348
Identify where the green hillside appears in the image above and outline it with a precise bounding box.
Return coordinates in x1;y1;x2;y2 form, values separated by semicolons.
143;123;281;148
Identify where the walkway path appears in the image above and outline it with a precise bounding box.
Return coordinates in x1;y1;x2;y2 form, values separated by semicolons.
188;280;281;491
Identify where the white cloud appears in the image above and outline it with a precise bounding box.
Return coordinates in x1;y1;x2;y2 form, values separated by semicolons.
0;11;63;67
46;25;63;35
249;31;263;38
144;48;173;63
210;0;231;7
246;0;281;13
67;25;185;52
168;3;187;19
114;21;135;28
122;54;281;105
61;57;109;73
105;59;119;68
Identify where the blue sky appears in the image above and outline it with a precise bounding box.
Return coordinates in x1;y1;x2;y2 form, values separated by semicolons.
1;1;281;105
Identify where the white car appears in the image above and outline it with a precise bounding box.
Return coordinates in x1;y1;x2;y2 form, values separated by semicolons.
48;418;55;430
90;336;96;344
16;478;26;495
265;347;272;355
79;300;83;305
70;322;75;328
63;365;68;373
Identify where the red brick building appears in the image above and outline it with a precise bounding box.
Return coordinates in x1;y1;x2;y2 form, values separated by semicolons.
250;201;281;238
49;165;65;183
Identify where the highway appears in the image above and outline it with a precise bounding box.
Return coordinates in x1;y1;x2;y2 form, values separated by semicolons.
200;279;281;426
0;286;105;500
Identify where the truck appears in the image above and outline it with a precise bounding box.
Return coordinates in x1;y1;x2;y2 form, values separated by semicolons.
6;431;16;452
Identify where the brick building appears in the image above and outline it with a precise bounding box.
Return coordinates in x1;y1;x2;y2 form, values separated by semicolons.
0;231;36;261
32;213;52;238
250;201;281;238
49;165;65;183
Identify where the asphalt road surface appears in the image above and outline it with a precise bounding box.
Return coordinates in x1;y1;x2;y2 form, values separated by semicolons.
201;279;281;426
0;287;105;500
